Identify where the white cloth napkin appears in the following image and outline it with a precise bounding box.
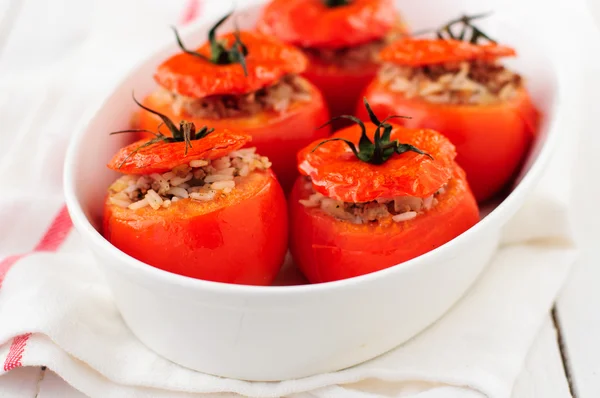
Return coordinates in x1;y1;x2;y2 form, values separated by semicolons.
0;0;593;397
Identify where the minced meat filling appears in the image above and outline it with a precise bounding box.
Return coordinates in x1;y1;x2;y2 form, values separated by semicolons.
303;24;406;67
378;60;523;105
160;75;313;119
303;39;388;67
299;180;446;224
108;148;271;211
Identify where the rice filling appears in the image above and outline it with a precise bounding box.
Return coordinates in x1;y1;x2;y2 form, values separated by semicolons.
378;60;522;105
161;75;312;119
108;148;271;210
299;181;447;224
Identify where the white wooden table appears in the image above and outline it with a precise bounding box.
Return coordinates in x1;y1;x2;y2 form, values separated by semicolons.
0;0;598;396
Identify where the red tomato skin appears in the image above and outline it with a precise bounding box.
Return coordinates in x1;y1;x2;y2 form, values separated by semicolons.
379;38;516;67
155;31;308;98
289;167;479;284
358;81;539;202
256;0;398;49
138;82;330;192
103;171;288;286
302;56;379;126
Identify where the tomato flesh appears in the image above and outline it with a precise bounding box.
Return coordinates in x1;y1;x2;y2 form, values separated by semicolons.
359;81;539;202
103;170;288;285
137;81;330;192
289;167;479;283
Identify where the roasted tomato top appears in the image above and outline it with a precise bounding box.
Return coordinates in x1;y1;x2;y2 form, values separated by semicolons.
380;37;516;67
108;129;250;175
256;0;397;49
298;122;456;202
155;31;307;98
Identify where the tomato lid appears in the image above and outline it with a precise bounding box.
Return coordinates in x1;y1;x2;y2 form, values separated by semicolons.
298;101;456;202
380;37;516;66
256;0;397;49
108;131;249;175
108;96;250;174
156;29;307;98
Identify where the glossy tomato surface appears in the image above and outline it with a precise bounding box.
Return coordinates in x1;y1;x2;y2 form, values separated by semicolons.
379;37;517;67
156;31;307;98
103;170;288;285
297;122;456;202
108;129;250;175
289;166;479;284
303;56;380;126
256;0;397;49
359;81;539;202
137;80;330;192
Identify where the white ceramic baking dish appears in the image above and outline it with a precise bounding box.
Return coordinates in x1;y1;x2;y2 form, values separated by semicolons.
64;0;565;381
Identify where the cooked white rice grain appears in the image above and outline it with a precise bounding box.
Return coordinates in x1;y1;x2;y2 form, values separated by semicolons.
238;164;250;177
109;196;131;208
190;191;216;201
299;199;318;207
166;187;189;199
128;198;149;210
210;180;236;190
145;189;163;210
204;174;234;183
392;211;418;222
189;159;209;168
170;173;193;187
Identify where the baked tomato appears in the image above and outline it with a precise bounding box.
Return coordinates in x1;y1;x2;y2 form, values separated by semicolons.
289;101;479;283
358;15;540;202
256;0;408;125
137;13;330;192
103;99;288;285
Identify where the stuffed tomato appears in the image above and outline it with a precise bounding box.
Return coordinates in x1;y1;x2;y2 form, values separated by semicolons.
357;15;539;202
256;0;408;123
104;99;288;286
137;13;330;192
290;101;479;283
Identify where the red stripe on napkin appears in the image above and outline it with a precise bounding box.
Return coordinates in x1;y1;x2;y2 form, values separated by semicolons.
0;205;72;288
33;206;73;252
2;1;203;374
2;206;72;371
3;333;31;371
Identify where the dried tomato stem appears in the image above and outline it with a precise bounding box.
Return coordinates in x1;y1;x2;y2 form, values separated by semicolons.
313;98;431;165
110;94;216;168
414;12;496;44
172;11;249;76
